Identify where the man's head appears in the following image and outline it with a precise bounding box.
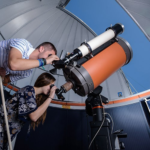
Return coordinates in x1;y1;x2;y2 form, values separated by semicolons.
36;42;57;59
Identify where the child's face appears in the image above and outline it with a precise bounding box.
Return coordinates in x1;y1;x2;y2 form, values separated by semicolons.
42;82;55;95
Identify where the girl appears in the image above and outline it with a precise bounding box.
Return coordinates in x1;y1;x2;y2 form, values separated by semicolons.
0;72;57;150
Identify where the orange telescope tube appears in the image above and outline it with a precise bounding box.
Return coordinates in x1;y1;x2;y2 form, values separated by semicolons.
82;42;126;89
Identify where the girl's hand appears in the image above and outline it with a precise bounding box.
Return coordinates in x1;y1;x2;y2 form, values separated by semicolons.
49;85;57;99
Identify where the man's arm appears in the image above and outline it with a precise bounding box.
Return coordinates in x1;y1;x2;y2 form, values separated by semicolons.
8;47;59;71
9;48;40;71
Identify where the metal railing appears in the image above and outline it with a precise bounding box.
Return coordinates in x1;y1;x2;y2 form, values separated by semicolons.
0;77;12;150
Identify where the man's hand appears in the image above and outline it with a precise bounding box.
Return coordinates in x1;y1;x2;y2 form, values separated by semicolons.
0;67;6;78
46;55;59;64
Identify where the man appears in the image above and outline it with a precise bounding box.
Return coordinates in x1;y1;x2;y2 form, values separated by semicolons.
0;38;59;84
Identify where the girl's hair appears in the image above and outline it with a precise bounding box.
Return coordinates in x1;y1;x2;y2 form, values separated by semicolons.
31;72;56;130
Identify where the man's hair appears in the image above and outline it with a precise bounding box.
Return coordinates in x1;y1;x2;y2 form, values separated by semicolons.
36;42;57;55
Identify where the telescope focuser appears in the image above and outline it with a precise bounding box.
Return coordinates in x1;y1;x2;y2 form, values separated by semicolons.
53;81;73;101
55;88;65;101
50;84;65;101
52;49;82;69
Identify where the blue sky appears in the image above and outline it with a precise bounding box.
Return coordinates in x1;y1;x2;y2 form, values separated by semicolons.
66;0;150;94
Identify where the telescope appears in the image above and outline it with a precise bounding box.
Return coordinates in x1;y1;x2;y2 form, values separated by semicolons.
50;23;132;150
52;23;132;100
52;23;125;69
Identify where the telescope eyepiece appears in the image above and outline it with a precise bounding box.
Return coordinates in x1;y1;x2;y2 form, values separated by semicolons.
55;88;65;101
49;84;65;101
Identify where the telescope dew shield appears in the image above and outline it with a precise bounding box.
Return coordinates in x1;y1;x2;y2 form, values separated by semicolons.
76;23;124;57
63;37;132;96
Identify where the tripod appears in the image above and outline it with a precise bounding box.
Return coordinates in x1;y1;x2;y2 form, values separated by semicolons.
85;86;127;150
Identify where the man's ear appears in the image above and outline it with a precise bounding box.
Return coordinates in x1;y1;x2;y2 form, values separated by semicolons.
39;46;45;53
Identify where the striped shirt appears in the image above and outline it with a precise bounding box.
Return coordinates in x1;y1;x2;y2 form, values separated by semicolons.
0;39;35;82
